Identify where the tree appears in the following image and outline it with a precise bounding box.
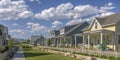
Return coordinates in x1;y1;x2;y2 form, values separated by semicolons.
61;39;66;47
8;38;14;47
47;39;51;46
26;39;30;44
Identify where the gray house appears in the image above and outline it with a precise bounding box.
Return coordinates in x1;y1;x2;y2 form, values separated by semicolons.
0;24;9;46
49;21;89;47
30;35;46;46
49;30;60;46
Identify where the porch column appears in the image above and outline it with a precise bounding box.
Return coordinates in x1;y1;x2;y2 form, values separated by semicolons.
64;37;66;46
75;36;77;48
54;38;56;46
112;33;115;50
60;38;62;46
83;35;85;46
100;33;103;44
57;38;59;47
88;35;90;49
82;35;85;52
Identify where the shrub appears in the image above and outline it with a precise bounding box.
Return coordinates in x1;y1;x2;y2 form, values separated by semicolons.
0;46;9;53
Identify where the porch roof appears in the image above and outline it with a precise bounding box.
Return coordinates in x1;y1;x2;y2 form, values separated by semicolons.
74;33;83;36
83;29;115;35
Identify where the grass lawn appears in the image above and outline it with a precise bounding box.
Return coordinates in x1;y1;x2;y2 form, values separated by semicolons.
23;48;80;60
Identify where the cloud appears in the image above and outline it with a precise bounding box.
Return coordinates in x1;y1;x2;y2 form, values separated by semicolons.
66;19;82;25
100;2;115;13
26;22;47;32
18;11;34;18
10;29;25;34
29;0;41;4
52;21;63;28
30;0;34;2
35;3;73;20
0;0;33;20
13;23;19;26
35;2;116;21
99;12;115;17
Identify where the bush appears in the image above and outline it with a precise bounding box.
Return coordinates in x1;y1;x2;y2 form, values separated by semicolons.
21;45;32;48
0;46;9;53
21;44;32;51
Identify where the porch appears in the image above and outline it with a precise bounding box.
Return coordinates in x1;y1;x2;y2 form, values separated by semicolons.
83;29;116;50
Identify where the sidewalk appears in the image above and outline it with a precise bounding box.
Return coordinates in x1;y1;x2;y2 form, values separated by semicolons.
12;47;25;60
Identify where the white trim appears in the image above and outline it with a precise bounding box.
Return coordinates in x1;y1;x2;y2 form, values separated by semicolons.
100;33;103;44
75;36;77;48
88;35;90;49
88;17;103;30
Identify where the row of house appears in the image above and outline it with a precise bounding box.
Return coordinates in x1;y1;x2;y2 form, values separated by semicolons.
0;24;9;47
49;13;120;51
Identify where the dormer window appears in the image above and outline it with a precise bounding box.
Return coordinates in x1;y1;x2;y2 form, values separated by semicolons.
95;22;98;29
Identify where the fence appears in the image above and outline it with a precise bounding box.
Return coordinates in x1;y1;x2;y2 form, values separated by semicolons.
38;46;120;57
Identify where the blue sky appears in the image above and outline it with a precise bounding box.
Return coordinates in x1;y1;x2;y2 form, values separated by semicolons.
0;0;119;39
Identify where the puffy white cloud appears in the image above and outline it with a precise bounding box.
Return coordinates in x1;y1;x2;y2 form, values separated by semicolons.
99;12;115;17
35;3;73;20
108;2;113;6
100;2;115;13
26;22;34;25
73;5;100;19
30;0;34;2
29;0;41;4
18;11;33;18
10;29;25;34
35;3;100;20
0;0;33;20
52;21;63;28
66;19;82;25
26;22;47;32
35;2;115;21
13;23;19;26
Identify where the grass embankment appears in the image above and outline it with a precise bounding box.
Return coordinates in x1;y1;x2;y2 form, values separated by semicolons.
22;45;79;60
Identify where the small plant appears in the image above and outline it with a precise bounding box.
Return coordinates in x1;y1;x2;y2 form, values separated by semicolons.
99;38;109;51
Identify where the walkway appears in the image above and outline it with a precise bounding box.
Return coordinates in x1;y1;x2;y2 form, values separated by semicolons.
12;47;25;60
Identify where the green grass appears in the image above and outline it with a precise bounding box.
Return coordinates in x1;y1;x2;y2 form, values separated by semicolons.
23;48;80;60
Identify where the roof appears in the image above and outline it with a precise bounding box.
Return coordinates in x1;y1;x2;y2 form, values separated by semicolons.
60;24;78;30
64;21;89;36
96;13;120;27
0;24;5;28
84;13;120;31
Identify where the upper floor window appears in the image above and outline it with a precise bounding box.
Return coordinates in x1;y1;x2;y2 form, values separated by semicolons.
60;28;64;34
95;22;98;29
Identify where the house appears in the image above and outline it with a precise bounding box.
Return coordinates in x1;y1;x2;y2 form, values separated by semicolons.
30;35;45;46
30;35;41;45
82;13;120;51
49;30;60;46
57;21;89;47
0;24;9;46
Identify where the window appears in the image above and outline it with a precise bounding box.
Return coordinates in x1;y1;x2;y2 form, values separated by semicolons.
95;22;98;29
118;35;120;44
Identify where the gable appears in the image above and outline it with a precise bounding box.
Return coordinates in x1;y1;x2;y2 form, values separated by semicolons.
89;19;103;31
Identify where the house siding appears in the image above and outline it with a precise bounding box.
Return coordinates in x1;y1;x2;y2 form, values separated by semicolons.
116;22;120;51
90;20;103;31
103;25;115;31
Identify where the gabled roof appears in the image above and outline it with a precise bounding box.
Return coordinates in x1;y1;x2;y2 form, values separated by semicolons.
64;21;89;36
60;24;78;30
84;13;120;31
102;13;120;27
50;30;60;36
